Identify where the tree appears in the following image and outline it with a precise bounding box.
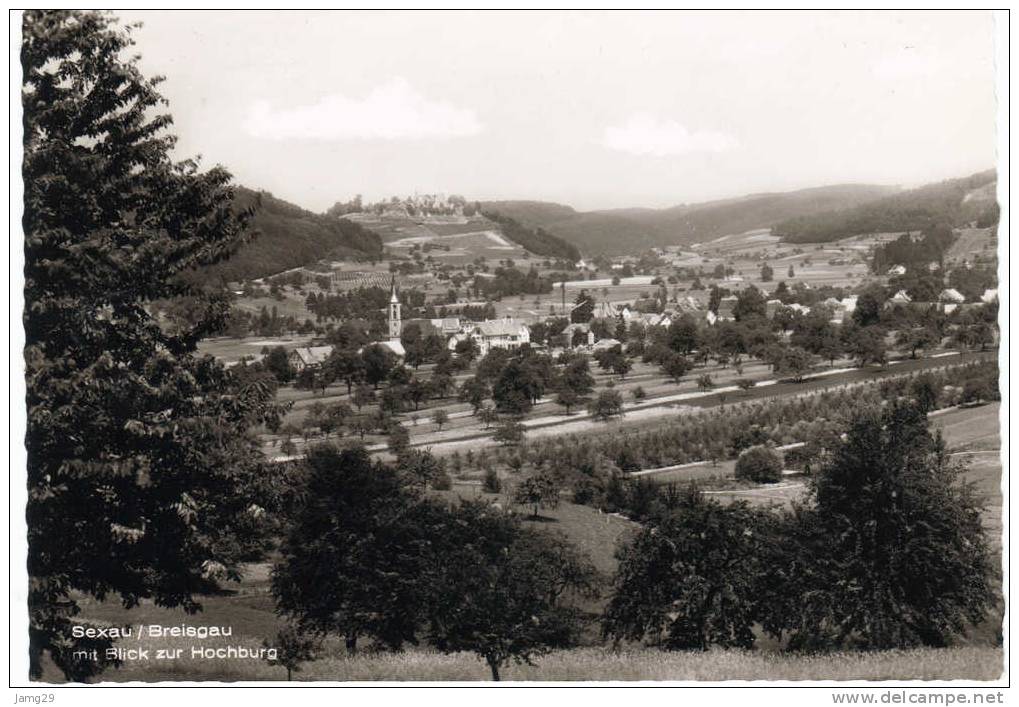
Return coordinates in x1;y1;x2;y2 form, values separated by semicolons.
265;346;295;384
765;402;994;650
361;344;396;388
395;449;446;488
351;383;376;411
406;377;429;411
571;290;595;323
603;489;767;650
844;324;887;367
696;373;715;392
513;471;562;517
432;408;450;431
482;468;502;494
760;263;774;282
429;372;454;399
853;284;886;327
327;349;365;395
776;346;814;382
660;352;691;383
554;388;581;415
349;416;373;440
262;625;321;681
666;314;700;355
493;359;544;414
589;389;624;421
559;357;595;397
493;419;526;446
960;377;994;406
787;264;795;279
478;405;500;430
426;502;595;680
910;373;941;414
733;287;768;321
387;425;411;455
23;10;282;682
736;378;756;395
458;376;490;414
735;445;783;483
897;325;940;359
272;445;439;655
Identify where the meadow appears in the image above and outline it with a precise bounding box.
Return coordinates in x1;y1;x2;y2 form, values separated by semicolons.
86;645;1004;683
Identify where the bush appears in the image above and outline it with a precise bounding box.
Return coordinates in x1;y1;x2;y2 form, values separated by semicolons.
735;445;783;483
482;468;502;494
431;469;453;491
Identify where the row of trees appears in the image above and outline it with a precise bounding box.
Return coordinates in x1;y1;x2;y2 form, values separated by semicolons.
465;362;999;497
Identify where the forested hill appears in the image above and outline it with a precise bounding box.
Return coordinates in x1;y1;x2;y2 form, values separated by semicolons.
481;209;582;261
203;187;384;283
772;170;999;244
481;184;897;255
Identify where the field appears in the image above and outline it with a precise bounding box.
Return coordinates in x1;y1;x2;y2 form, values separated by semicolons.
72;645;1004;683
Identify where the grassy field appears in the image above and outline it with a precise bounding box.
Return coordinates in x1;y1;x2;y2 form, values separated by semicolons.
77;645;1004;683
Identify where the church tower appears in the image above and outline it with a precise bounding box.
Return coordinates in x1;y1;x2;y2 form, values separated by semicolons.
388;276;402;340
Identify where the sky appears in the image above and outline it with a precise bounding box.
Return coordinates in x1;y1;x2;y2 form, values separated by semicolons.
118;10;999;213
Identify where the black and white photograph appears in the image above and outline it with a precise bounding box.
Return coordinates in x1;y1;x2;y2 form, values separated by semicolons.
10;9;1009;691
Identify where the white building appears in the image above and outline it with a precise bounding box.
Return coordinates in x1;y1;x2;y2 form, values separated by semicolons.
939;288;966;304
449;317;531;356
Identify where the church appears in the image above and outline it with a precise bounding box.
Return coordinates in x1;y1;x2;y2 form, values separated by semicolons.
375;276;406;358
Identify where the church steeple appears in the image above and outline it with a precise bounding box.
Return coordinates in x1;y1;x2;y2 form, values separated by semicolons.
388;276;402;340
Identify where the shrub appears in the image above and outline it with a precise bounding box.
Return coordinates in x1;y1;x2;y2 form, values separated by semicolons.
735;445;783;483
482;468;502;494
431;469;453;491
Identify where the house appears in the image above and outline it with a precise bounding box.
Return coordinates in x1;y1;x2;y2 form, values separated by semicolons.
591;337;622;352
674;296;702;313
450;317;531;356
716;296;738;321
633;312;672;329
887;265;907;276
939;288;966;304
981;289;999;304
561;322;595;348
592;301;619;319
889;290;913;305
288;346;334;372
765;299;785;319
431;317;462;336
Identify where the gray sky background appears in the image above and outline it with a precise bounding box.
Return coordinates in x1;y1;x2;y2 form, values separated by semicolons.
119;10;998;213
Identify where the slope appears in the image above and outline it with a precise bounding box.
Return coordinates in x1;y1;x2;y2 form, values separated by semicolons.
204;187;384;283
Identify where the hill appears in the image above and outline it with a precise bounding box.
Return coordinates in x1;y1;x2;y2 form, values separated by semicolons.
483;184;897;255
203;188;384;283
481;210;582;261
773;170;999;244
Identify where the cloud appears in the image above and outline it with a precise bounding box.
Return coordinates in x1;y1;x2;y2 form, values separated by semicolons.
244;78;483;141
602;113;737;156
